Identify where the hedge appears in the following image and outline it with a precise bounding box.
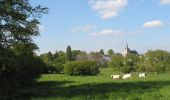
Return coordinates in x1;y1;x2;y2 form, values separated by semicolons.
64;60;99;76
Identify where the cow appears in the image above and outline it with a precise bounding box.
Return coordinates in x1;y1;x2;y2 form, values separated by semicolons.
139;73;146;78
122;73;131;79
111;74;121;80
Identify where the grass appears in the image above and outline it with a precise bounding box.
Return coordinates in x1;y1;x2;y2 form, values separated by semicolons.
2;68;170;100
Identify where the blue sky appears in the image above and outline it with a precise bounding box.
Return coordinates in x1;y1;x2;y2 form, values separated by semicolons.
30;0;170;54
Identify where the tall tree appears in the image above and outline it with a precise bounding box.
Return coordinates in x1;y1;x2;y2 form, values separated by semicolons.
99;49;104;55
66;45;72;61
0;0;48;86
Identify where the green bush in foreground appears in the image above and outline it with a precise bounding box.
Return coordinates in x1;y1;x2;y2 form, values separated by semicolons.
64;60;100;76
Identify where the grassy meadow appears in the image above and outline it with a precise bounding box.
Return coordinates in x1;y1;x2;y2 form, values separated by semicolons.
5;68;170;100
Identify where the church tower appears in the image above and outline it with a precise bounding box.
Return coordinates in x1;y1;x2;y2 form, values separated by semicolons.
122;41;130;57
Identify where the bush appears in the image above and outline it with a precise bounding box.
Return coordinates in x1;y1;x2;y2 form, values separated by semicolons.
43;63;64;74
0;55;45;87
137;50;170;73
109;54;124;70
64;60;100;76
121;66;134;73
13;56;45;86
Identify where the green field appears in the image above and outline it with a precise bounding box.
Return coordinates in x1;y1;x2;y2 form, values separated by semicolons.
11;68;170;100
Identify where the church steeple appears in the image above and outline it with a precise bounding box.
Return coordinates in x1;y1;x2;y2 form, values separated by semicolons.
126;41;128;49
122;41;130;57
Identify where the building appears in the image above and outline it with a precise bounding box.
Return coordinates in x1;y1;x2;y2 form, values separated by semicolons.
122;42;130;57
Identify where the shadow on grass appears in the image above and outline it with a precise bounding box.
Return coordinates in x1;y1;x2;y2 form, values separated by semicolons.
1;80;170;99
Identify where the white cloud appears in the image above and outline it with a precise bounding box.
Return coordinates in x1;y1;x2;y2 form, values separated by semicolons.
90;29;124;36
160;0;170;4
143;20;163;28
71;25;96;33
90;0;128;19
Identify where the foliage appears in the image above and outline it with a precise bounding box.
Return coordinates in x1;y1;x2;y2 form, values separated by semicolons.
56;51;66;64
72;50;82;61
121;53;139;73
0;0;47;86
2;68;170;100
110;50;170;73
64;60;100;76
110;53;139;73
130;50;138;55
107;49;114;56
138;50;170;72
76;52;88;61
90;52;103;62
40;51;65;74
12;56;45;85
98;58;109;68
109;54;124;70
47;51;53;61
53;50;59;59
66;45;72;61
43;63;64;74
99;49;104;55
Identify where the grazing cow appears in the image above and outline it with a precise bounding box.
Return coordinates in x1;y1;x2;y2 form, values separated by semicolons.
122;73;131;79
139;73;146;78
111;75;121;80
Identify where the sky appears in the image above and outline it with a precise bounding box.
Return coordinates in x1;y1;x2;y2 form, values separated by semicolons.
30;0;170;54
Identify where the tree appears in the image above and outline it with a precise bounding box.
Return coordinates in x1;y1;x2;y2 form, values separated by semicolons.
109;54;124;70
64;60;100;76
53;50;59;59
66;45;72;61
40;51;65;74
107;49;114;56
90;52;103;62
72;50;82;61
0;0;48;86
57;51;66;64
121;53;139;73
99;49;104;55
110;53;138;73
142;50;170;72
76;52;88;61
130;50;138;55
47;51;53;62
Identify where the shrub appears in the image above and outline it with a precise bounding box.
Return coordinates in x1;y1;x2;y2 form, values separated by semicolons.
64;60;100;76
139;50;170;73
43;63;64;74
121;66;134;73
0;55;45;87
109;54;124;70
13;56;45;86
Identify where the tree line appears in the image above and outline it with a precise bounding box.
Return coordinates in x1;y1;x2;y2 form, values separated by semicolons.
40;45;170;75
110;50;170;73
39;45;111;75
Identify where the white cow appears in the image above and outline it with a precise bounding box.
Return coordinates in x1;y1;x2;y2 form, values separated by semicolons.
122;73;131;79
111;75;121;80
139;73;146;78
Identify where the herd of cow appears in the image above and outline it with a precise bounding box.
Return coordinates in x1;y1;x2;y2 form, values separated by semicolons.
111;73;146;80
